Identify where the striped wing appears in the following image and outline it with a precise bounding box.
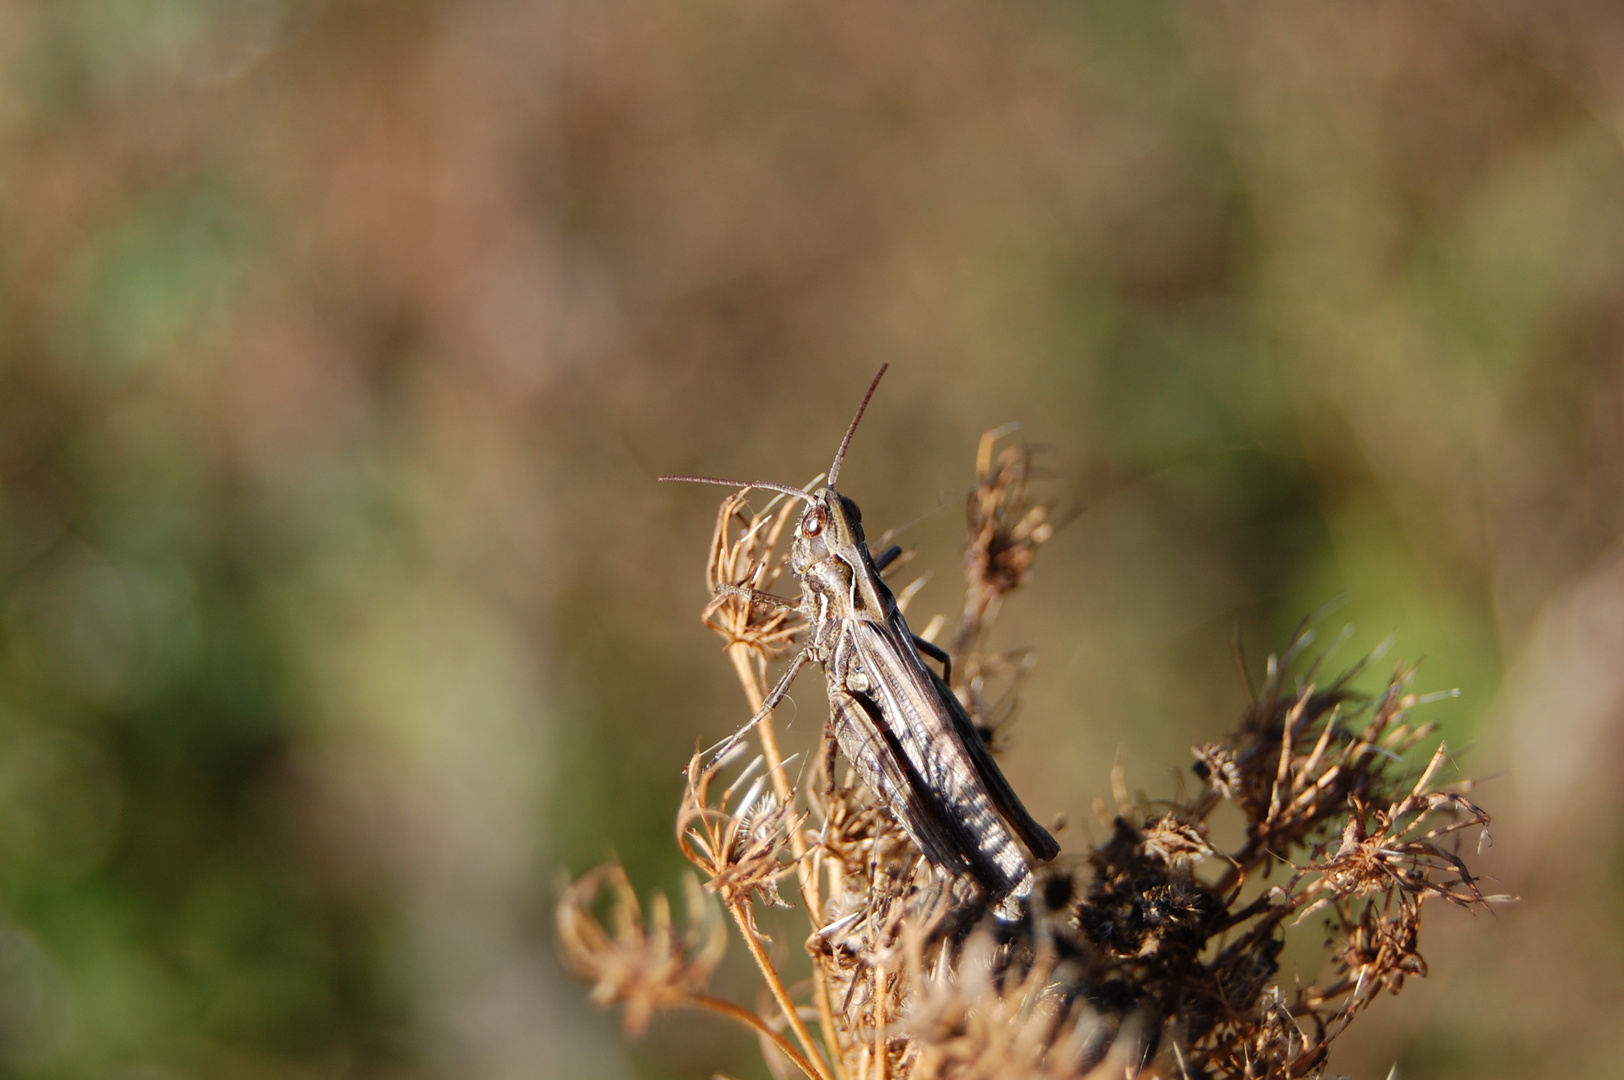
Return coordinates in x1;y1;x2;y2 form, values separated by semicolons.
827;687;979;878
829;614;1057;899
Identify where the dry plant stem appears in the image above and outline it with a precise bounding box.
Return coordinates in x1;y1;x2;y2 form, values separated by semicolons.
690;993;824;1080
873;970;887;1080
725;644;800;854
728;895;834;1080
725;641;845;1080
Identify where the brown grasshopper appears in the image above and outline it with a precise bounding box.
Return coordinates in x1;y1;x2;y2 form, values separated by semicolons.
663;366;1059;910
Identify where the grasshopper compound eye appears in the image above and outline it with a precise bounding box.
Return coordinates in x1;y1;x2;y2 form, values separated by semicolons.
802;505;826;536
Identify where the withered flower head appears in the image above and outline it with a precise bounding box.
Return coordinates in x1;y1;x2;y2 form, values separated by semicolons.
965;432;1055;598
901;931;1148;1080
677;750;802;917
556;866;726;1036
953;432;1058;669
703;490;805;663
1190;742;1242;803
1296;742;1492;920
904;933;1066;1080
1138;813;1213;870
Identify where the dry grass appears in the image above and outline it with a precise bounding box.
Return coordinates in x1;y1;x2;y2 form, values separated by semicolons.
558;432;1502;1079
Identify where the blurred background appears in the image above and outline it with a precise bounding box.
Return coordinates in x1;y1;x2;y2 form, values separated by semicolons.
0;1;1620;1077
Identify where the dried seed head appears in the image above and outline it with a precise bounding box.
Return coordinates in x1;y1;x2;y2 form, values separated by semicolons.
965;434;1055;600
1191;742;1241;802
900;931;1148;1080
1139;813;1213;870
703;491;806;661
677;750;802;917
1330;899;1427;1001
904;932;1056;1080
555;866;726;1036
953;433;1059;671
807;759;916;884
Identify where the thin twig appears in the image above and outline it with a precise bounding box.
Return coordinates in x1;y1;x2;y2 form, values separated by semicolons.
689;994;825;1080
727;640;850;1080
728;897;835;1080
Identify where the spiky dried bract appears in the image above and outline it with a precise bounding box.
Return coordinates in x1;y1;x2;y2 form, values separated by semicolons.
961;432;1055;618
557;431;1498;1080
903;935;1072;1080
1059;642;1498;1079
704;490;807;664
556;866;726;1036
953;434;1057;743
678;751;802;917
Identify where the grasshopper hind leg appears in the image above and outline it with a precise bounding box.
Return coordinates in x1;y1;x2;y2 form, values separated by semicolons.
912;635;952;686
702;648;812;767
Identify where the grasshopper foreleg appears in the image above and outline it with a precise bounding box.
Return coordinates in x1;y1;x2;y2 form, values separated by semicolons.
709;582;798;612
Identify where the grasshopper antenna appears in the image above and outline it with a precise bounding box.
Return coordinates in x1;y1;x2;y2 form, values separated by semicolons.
659;475;817;504
826;363;888;489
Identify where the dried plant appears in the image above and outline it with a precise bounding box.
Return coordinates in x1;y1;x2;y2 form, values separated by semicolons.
558;430;1501;1079
556;866;727;1037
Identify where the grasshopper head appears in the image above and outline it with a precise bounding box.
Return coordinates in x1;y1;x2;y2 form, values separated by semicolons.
791;363;887;572
662;364;888;579
790;487;866;574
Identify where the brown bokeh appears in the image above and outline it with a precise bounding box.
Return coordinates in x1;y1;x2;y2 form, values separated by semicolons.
0;2;1620;1077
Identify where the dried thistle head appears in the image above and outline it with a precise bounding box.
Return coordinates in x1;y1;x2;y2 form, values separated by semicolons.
555;866;726;1036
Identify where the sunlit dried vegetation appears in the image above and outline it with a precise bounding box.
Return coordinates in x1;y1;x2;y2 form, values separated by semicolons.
558;432;1502;1079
